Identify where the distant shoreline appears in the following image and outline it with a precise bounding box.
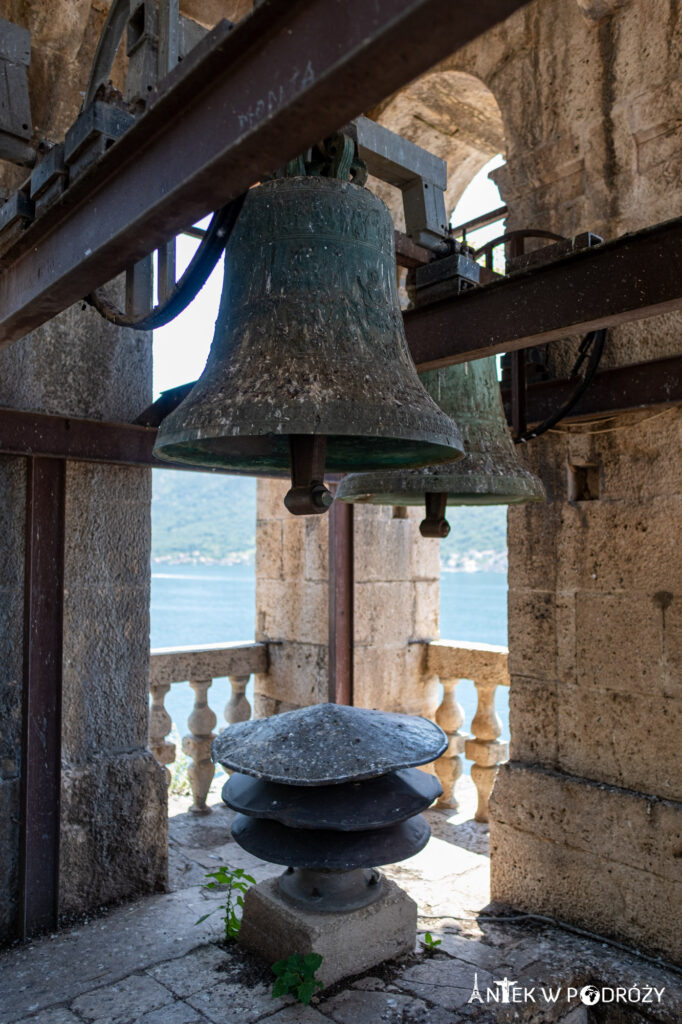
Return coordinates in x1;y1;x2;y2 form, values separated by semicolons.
152;550;507;573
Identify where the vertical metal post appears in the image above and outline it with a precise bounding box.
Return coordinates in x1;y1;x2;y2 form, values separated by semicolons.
19;456;66;938
507;234;527;439
328;491;354;706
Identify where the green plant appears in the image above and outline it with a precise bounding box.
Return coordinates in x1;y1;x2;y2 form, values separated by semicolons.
271;953;324;1004
423;931;442;953
195;865;255;941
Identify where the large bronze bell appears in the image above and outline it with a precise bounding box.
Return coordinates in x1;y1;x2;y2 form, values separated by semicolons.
336;356;545;536
153;175;464;514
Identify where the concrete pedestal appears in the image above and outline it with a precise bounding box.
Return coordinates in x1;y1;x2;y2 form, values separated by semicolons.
239;875;417;987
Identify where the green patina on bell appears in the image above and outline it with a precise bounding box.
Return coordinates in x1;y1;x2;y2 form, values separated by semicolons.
153;174;464;513
336;356;545;536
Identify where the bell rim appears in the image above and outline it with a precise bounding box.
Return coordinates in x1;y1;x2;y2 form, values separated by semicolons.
335;462;546;506
153;428;466;474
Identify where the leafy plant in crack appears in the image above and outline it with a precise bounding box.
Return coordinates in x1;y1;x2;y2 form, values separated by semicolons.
195;865;255;942
271;952;324;1004
423;931;442;954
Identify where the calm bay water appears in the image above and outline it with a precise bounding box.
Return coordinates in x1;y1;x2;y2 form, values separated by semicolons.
151;564;509;767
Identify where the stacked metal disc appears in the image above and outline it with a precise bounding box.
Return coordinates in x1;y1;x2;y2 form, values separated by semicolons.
212;704;446;912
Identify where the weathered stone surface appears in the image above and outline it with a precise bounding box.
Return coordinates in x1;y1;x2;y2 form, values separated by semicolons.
239;876;417;987
59;750;168;918
146;944;228;998
492;763;682;885
556;683;682;800
353;642;439;718
13;1010;82;1024
70;975;172;1024
136;1002;209;1024
394;957;492;1012
186;980;278;1024
322;987;440;1024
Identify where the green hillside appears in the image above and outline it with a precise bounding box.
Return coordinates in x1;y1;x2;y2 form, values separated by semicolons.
152;470;257;563
151;471;508;570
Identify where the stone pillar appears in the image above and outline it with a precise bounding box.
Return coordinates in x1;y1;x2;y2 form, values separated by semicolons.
433;0;682;963
254;480;440;718
0;298;167;941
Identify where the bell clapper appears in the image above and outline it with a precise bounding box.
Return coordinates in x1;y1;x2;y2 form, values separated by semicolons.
284;435;334;516
420;492;450;538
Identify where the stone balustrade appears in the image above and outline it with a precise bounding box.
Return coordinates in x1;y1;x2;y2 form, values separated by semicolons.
149;637;508;824
427;640;510;822
149;642;268;814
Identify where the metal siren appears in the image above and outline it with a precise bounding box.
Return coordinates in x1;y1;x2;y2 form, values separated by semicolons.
336;355;545;536
153;175;464;514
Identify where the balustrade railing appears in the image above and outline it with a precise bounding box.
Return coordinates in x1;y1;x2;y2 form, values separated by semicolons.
148;638;508;824
427;640;509;822
149;642;268;814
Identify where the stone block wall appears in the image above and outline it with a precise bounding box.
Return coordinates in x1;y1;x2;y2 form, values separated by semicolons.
431;0;682;963
254;480;440;720
0;299;167;942
370;0;682;964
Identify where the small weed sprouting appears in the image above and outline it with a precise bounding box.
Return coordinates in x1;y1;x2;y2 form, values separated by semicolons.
271;952;324;1005
195;865;255;942
423;931;442;954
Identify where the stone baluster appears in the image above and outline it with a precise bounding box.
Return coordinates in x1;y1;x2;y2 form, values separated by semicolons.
434;677;467;809
225;674;252;725
465;679;508;823
149;681;176;785
182;678;217;814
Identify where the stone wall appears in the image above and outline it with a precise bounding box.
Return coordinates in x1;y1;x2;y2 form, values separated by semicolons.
419;0;682;962
0;298;167;941
367;0;682;963
254;480;440;721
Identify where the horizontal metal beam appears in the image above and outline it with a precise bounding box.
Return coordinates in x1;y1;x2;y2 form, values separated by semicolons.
407;216;682;369
0;355;678;469
0;0;530;347
501;355;682;427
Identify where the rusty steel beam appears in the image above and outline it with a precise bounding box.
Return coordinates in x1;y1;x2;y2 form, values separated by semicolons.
328;492;354;706
0;0;531;347
0;356;679;470
19;457;66;938
408;216;682;370
502;355;682;428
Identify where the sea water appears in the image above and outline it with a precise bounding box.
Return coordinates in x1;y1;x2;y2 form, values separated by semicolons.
151;564;509;771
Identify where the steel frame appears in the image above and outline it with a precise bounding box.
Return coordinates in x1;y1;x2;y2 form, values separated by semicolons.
0;0;531;346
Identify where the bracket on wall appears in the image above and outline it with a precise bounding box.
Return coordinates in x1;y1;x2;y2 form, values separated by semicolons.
0;17;35;167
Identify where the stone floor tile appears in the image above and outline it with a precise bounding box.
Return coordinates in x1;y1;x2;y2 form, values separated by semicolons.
136;1000;210;1024
426;931;515;973
70;975;172;1024
0;889;225;1020
393;957;493;1013
186;981;282;1024
11;1009;81;1024
147;945;229;998
321;987;455;1023
349;976;386;991
261;1007;331;1023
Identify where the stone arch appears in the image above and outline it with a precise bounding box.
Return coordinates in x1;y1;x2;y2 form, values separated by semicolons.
368;69;506;226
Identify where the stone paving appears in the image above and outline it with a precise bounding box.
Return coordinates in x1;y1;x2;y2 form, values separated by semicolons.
2;779;681;1024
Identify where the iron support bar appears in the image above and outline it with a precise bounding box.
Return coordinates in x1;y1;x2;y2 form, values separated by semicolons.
502;355;682;427
406;216;682;370
328;490;354;706
19;456;66;938
0;355;679;469
0;0;531;347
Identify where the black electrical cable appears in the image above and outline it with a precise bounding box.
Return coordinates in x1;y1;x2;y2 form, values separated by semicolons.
515;328;607;443
85;191;247;331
